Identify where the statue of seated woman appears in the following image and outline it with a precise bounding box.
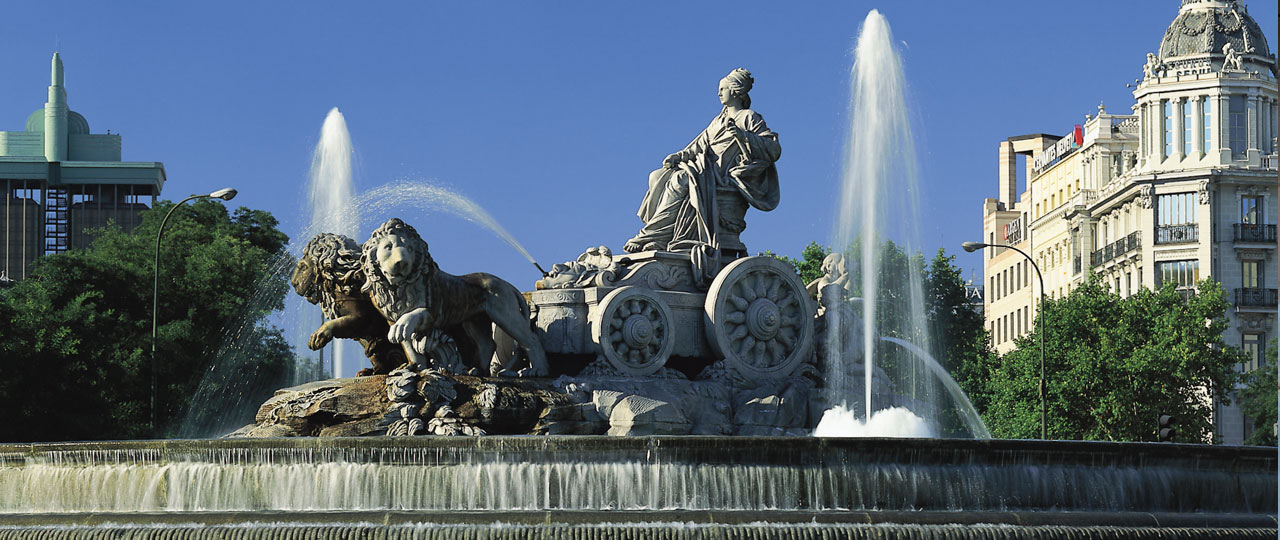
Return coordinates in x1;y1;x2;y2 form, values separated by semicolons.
624;68;782;270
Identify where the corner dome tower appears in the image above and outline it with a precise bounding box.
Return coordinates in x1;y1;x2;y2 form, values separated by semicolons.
1157;0;1275;75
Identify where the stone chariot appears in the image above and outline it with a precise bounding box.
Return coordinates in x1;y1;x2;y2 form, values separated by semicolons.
533;250;815;380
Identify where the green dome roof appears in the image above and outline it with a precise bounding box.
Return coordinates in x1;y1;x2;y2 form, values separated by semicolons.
25;109;89;134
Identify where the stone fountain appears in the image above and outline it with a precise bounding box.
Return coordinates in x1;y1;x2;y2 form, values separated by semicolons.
2;18;1276;540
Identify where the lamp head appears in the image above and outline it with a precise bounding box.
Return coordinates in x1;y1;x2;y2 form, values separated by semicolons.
209;188;237;201
961;241;988;253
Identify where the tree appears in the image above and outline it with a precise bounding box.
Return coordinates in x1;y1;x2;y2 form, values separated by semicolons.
1239;338;1277;446
762;241;829;285
924;249;998;417
0;200;296;441
984;275;1244;442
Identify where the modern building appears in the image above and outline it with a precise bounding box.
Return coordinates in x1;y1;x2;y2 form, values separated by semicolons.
0;53;165;280
979;0;1277;444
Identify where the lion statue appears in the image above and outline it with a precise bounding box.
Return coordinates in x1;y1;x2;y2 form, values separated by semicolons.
291;233;407;376
359;218;550;377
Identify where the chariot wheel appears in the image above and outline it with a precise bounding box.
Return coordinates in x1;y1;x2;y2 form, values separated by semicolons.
591;286;676;376
704;256;814;379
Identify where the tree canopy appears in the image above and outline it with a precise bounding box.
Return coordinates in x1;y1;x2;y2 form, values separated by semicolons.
0;200;299;441
984;275;1244;442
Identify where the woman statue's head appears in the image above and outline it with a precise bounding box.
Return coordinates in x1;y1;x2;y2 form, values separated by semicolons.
719;68;753;109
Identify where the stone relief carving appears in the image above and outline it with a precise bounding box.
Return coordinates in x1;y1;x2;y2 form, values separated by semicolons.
1138;186;1153;209
538;246;619;289
1198;179;1212;204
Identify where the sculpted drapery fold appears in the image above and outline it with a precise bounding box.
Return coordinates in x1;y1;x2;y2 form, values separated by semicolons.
627;70;781;259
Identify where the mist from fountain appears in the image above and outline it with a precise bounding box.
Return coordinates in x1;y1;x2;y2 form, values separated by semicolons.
823;10;985;438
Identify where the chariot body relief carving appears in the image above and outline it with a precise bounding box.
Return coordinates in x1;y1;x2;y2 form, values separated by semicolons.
625;68;782;257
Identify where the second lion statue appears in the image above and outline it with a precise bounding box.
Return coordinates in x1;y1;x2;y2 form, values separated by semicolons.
360;218;550;377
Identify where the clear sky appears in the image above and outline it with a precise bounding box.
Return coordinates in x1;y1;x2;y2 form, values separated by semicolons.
2;1;1276;374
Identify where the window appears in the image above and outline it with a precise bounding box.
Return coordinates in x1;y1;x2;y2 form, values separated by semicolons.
1242;260;1261;288
1157;259;1200;289
1164;100;1174;157
1242;195;1261;224
1241;333;1263;372
1183;99;1193;152
1157;193;1199;226
1126;272;1132;296
1229;95;1246;157
1202;99;1212;154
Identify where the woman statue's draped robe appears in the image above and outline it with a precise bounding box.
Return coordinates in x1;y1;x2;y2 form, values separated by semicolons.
627;107;782;282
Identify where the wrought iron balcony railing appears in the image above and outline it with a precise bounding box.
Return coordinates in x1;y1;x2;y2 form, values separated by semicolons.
1235;287;1278;307
1233;223;1277;243
1091;231;1141;266
1156;223;1198;245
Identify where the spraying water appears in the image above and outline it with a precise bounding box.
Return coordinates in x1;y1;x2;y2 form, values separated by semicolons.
306;108;359;378
824;10;979;437
354;181;538;268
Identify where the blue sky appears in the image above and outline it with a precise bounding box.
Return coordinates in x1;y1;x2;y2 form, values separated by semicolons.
2;1;1276;374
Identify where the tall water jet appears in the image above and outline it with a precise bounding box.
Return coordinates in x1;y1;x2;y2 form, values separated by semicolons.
306;107;359;378
828;11;941;432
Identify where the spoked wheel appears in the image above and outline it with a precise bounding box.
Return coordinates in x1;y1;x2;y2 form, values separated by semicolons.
704;256;814;379
591;286;676;376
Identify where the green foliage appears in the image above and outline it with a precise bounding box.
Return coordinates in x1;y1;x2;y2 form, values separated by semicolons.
1240;338;1277;446
924;249;997;416
0;200;296;442
762;241;829;285
984;275;1244;442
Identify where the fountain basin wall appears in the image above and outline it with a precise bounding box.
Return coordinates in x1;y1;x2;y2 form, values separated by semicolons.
0;436;1273;515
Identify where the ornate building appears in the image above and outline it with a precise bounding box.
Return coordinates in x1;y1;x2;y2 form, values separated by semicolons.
0;53;165;279
979;0;1277;444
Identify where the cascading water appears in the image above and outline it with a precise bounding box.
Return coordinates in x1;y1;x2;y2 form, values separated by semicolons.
821;10;983;437
304;108;359;378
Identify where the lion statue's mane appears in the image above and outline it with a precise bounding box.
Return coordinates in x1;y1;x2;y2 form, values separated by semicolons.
293;233;364;319
360;218;433;322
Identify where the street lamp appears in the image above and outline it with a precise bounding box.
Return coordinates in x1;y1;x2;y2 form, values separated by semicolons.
151;188;236;434
963;240;1048;440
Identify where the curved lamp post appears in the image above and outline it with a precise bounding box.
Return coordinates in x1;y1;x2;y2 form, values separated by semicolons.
151;188;236;433
963;240;1047;440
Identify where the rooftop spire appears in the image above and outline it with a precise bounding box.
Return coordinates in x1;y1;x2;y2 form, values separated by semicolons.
51;51;63;87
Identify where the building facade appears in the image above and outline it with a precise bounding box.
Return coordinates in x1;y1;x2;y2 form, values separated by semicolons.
0;53;165;280
979;0;1277;444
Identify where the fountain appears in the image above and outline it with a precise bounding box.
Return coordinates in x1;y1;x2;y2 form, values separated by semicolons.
1;11;1275;540
306;107;359;378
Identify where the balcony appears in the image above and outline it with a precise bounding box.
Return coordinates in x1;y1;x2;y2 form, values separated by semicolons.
1155;223;1198;245
1235;288;1278;307
1091;231;1141;267
1234;224;1277;244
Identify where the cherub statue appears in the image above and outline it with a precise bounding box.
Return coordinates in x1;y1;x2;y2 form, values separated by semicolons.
806;253;854;314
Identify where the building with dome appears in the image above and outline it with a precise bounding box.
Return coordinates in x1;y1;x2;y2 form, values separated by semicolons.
980;0;1277;444
0;53;165;280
